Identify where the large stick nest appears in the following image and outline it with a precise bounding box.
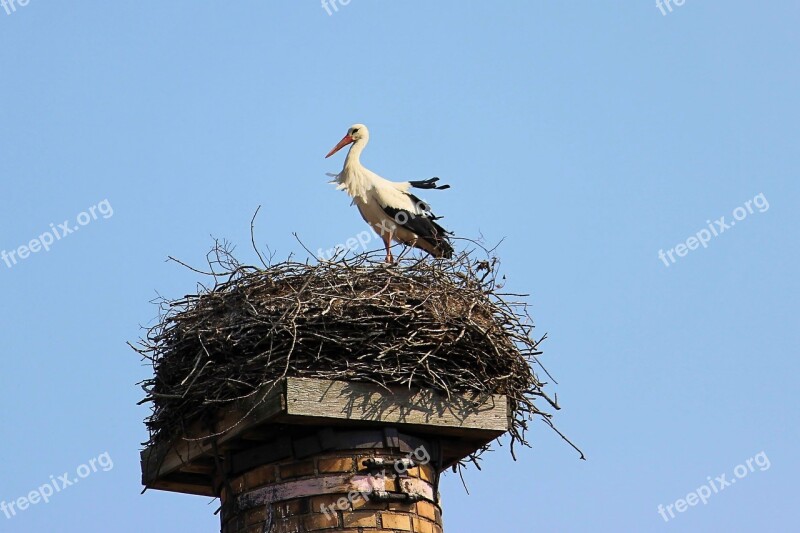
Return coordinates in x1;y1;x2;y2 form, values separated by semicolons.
134;240;580;465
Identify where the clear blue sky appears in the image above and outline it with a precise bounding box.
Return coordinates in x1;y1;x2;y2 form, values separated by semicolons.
1;2;797;532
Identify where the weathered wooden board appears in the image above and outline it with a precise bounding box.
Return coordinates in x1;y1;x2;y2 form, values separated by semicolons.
283;377;509;437
141;377;510;496
141;382;285;487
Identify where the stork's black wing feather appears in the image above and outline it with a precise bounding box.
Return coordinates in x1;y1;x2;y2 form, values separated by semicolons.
408;177;450;190
380;204;454;259
405;192;431;213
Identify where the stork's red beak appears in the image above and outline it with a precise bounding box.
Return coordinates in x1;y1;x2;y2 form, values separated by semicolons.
325;134;354;158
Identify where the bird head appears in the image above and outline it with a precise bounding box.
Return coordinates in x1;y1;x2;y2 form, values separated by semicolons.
325;124;369;158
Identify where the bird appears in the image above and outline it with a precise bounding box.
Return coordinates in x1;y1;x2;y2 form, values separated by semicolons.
325;124;454;263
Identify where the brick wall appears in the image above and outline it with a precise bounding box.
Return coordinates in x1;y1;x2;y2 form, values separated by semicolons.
220;449;444;533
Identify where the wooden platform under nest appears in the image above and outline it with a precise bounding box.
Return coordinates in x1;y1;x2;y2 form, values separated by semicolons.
141;377;509;496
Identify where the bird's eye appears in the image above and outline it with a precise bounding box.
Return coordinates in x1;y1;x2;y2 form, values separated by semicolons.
352;128;359;134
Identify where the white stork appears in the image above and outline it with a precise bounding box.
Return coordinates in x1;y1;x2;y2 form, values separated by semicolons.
325;124;454;263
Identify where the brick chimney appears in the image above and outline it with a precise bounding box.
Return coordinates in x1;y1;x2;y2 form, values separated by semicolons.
142;377;507;533
219;437;443;533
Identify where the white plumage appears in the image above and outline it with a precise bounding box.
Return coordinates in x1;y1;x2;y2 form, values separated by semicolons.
325;124;453;263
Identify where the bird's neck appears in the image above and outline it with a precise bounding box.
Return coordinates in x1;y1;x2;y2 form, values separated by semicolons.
337;140;373;201
344;139;367;169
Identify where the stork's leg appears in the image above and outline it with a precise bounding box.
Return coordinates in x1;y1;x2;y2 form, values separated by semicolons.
381;230;394;263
